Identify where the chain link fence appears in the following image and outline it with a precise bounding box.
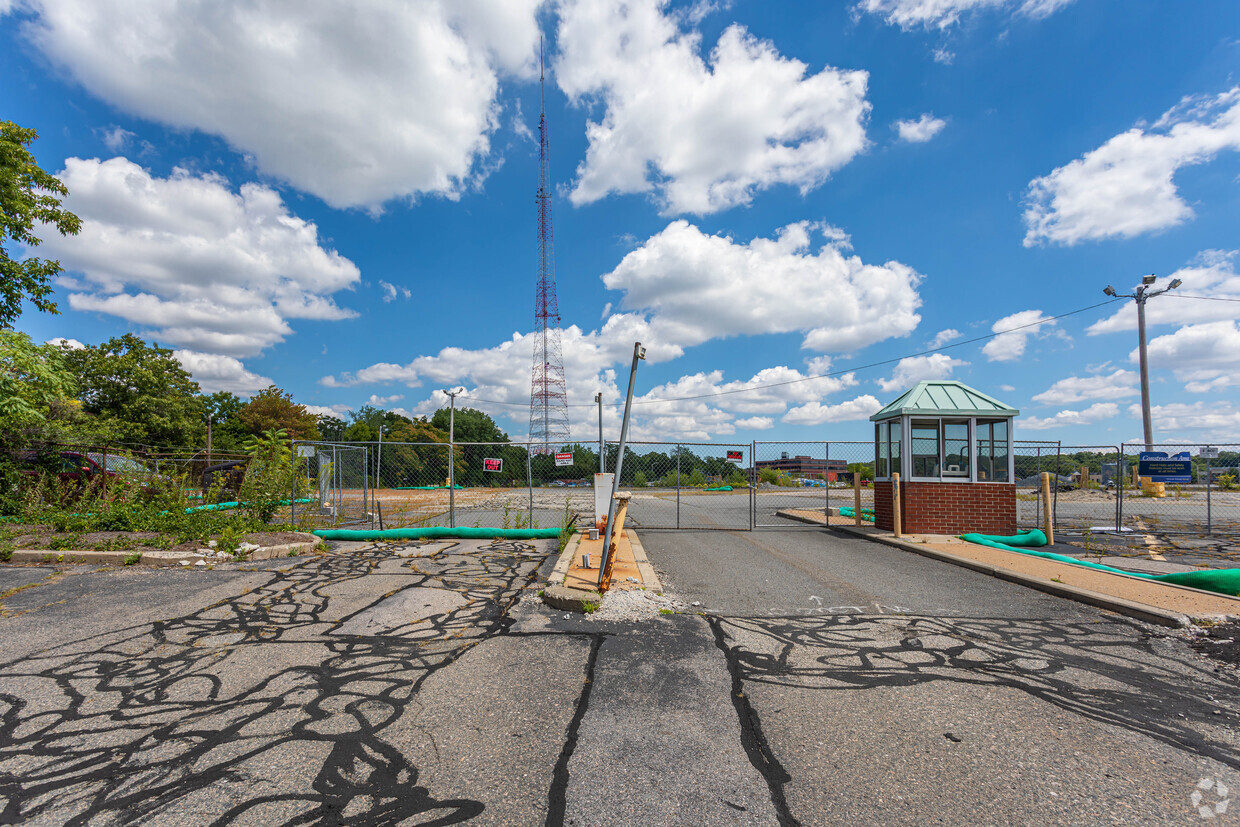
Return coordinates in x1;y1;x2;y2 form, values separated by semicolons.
1013;441;1240;536
286;438;1240;537
606;442;750;530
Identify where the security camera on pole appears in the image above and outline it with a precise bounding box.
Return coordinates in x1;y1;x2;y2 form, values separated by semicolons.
1102;275;1181;452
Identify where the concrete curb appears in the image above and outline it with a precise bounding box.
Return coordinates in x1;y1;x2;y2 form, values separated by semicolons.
625;530;663;592
5;535;321;568
541;532;603;613
548;532;581;585
541;584;602;612
837;525;1193;628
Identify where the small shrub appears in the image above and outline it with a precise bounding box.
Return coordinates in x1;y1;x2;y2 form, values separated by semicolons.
122;552;142;566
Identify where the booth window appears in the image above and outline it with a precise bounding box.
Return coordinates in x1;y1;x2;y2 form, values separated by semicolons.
911;420;939;477
977;419;1009;482
943;420;970;478
875;423;888;478
889;421;901;477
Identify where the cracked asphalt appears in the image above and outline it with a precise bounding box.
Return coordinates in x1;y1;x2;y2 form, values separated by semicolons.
0;528;1237;825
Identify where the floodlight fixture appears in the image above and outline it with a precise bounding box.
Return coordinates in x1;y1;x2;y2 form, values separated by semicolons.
1103;285;1117;297
1142;274;1157;286
1168;278;1182;290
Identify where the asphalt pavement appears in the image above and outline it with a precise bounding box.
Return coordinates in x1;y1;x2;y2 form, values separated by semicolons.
0;528;1237;825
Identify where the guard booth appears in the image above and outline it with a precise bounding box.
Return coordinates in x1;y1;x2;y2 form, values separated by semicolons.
870;381;1017;535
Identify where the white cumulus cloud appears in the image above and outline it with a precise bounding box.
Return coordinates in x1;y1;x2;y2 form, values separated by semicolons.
556;0;870;214
1020;402;1119;431
855;0;1074;30
734;416;774;430
1130;401;1240;437
894;114;946;143
602;220;922;357
16;0;542;209
1088;252;1240;335
1143;321;1240;394
1032;369;1138;405
981;309;1055;362
876;353;967;393
783;395;883;426
37;157;360;358
1024;88;1240;246
173;350;273;396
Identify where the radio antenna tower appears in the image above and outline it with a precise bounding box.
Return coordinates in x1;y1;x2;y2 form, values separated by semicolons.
529;37;571;455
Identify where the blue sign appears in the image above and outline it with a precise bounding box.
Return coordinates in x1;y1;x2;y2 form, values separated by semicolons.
1137;451;1191;483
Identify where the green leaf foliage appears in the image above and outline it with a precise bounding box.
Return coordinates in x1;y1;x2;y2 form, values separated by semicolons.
0;121;81;328
59;334;205;448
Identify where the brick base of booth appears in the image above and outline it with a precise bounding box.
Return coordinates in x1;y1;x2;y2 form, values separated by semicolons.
874;481;1016;536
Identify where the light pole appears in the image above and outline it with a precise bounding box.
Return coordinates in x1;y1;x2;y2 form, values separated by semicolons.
441;387;464;526
595;392;604;473
1103;275;1182;452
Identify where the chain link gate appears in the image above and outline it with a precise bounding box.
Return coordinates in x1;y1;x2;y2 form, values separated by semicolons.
293;443;371;527
604;441;750;530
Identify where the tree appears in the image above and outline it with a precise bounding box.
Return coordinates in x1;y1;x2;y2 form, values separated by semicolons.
202;391;249;453
60;334;205;447
0;330;76;432
317;415;346;441
1;122;82;328
237;385;320;440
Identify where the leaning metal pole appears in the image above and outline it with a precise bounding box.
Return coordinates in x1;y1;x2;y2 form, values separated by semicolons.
598;342;645;588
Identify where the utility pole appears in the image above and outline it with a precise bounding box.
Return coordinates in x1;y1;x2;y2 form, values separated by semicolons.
595;392;604;473
1103;274;1182;452
441;387;464;526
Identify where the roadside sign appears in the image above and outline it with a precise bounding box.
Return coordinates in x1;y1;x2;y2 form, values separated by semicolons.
1137;451;1191;483
555;452;573;467
296;445;315;458
1201;447;1220;459
483;458;503;473
726;450;743;465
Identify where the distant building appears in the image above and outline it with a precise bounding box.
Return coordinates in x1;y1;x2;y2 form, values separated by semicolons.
755;453;848;482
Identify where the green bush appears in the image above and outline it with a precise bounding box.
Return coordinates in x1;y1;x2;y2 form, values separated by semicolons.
237;428;308;523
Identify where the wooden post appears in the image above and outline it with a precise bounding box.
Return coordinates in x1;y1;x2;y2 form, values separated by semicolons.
1080;465;1090;489
853;471;862;526
599;493;630;593
1040;471;1055;545
892;472;902;538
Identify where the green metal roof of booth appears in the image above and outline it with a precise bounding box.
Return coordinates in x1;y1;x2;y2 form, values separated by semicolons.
869;380;1019;421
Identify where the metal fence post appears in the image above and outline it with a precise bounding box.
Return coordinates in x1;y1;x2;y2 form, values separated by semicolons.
824;441;830;518
1053;441;1061;528
676;445;681;530
744;438;753;530
1205;446;1212;534
291;442;298;526
1035;446;1042;529
1118;444;1126;531
527;447;534;528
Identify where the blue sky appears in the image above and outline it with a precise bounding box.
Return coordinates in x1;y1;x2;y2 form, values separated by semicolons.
4;0;1240;447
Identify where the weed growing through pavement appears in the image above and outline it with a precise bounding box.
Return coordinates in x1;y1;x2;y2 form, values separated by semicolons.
122;552;141;566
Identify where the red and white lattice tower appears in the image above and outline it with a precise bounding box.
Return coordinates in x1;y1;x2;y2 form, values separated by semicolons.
529;39;571;455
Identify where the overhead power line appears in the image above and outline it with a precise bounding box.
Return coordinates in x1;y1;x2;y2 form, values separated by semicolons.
461;297;1125;409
